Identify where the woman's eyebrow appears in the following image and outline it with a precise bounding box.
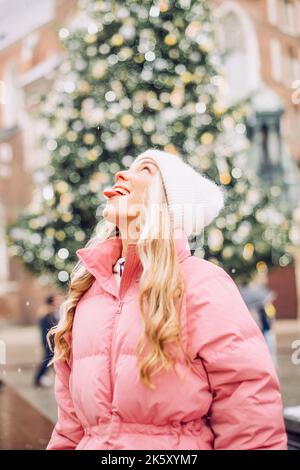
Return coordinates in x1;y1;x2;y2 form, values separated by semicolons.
137;159;158;169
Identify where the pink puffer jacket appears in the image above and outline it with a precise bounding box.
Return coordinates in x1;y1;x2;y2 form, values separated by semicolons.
47;228;287;450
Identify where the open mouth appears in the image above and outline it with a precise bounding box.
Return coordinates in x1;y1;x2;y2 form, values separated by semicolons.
103;186;131;199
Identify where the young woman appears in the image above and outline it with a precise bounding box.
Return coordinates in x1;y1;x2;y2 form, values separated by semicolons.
47;148;287;450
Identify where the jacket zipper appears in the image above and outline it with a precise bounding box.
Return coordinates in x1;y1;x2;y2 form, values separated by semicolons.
116;299;123;314
109;298;124;404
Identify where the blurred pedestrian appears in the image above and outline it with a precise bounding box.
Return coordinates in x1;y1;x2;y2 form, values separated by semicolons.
33;294;59;388
238;283;278;367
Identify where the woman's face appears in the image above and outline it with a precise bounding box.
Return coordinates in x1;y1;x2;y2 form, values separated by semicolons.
102;157;159;230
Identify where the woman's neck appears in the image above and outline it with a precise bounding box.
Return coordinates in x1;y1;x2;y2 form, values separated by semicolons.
117;218;140;257
120;236;137;258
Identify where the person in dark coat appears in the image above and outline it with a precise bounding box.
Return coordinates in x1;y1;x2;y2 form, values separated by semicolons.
33;295;59;388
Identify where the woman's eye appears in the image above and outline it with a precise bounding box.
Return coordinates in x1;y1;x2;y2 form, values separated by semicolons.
142;166;151;173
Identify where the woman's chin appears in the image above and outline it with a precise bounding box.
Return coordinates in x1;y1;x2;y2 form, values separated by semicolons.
102;205;128;224
102;205;114;223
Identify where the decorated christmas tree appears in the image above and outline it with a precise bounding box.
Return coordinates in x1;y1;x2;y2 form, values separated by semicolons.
6;0;293;289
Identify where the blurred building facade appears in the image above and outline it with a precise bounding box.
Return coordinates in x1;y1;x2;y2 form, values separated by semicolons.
0;0;76;322
0;0;300;322
215;0;300;318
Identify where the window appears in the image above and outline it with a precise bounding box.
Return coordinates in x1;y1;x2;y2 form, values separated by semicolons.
298;1;300;32
0;0;54;51
0;143;13;177
282;0;295;34
270;39;282;82
267;0;278;24
0;80;5;107
217;8;260;102
285;46;300;85
0;203;9;286
2;62;22;127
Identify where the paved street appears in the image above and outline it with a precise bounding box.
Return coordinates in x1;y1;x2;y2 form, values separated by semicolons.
0;321;57;424
274;320;300;406
0;384;53;450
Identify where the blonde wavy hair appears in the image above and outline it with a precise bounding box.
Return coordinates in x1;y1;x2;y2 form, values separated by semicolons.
48;156;193;389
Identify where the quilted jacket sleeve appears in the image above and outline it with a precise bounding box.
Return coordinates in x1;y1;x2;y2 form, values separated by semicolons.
188;263;287;450
47;359;84;450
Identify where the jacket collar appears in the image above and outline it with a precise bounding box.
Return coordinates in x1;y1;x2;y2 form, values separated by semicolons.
76;228;191;299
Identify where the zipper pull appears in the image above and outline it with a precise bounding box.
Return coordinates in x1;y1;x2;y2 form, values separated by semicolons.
116;299;123;314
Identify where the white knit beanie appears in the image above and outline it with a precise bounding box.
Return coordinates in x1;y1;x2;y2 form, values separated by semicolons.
133;148;225;236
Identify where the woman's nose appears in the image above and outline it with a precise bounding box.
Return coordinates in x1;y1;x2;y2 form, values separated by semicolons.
114;170;129;183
